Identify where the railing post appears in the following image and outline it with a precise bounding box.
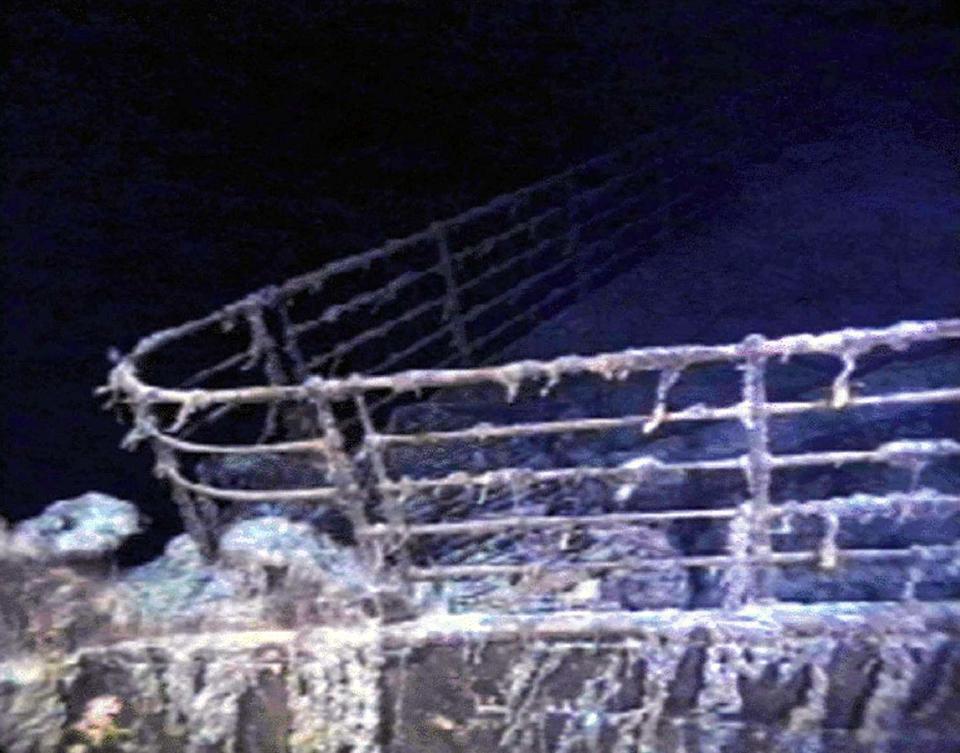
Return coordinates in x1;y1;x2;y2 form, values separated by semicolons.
305;380;371;547
432;222;473;367
241;293;292;444
354;394;412;584
241;290;288;388
724;334;774;608
153;437;221;559
277;299;309;383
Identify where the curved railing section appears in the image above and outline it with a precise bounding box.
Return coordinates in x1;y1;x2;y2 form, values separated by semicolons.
103;136;960;621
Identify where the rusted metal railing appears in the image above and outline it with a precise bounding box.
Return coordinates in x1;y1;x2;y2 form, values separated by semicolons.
102;135;960;619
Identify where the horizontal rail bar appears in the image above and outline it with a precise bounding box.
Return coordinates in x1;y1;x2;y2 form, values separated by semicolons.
405;545;957;581
360;507;740;538
451;168;643;265
358;491;960;540
155;457;960;529
468;279;580;357
356;320;455;377
379;602;960;647
575;190;650;237
124;296;256;361
163;464;343;503
377;461;729;494
371;387;960;448
456;234;562;298
108;320;960;405
762;319;960;360
375;438;957;492
771;439;960;469
180;351;257;389
150;430;328;456
570;171;637;213
454;206;566;264
772;490;960;518
577;191;698;283
177;402;243;440
763;387;960;415
459;248;576;327
290;266;443;337
406;556;791;581
373;408;739;446
333;350;466;435
304;297;447;372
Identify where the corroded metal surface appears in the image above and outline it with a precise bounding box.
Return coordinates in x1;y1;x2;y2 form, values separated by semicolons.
3;605;959;752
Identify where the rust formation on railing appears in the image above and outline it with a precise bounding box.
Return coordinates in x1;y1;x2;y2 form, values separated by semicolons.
102;136;960;622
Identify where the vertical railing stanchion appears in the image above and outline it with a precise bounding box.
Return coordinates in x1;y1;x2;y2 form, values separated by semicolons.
306;380;373;561
241;295;291;445
158;440;220;560
241;291;288;388
433;222;473;367
354;394;412;585
171;485;220;560
278;298;309;383
724;334;775;608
